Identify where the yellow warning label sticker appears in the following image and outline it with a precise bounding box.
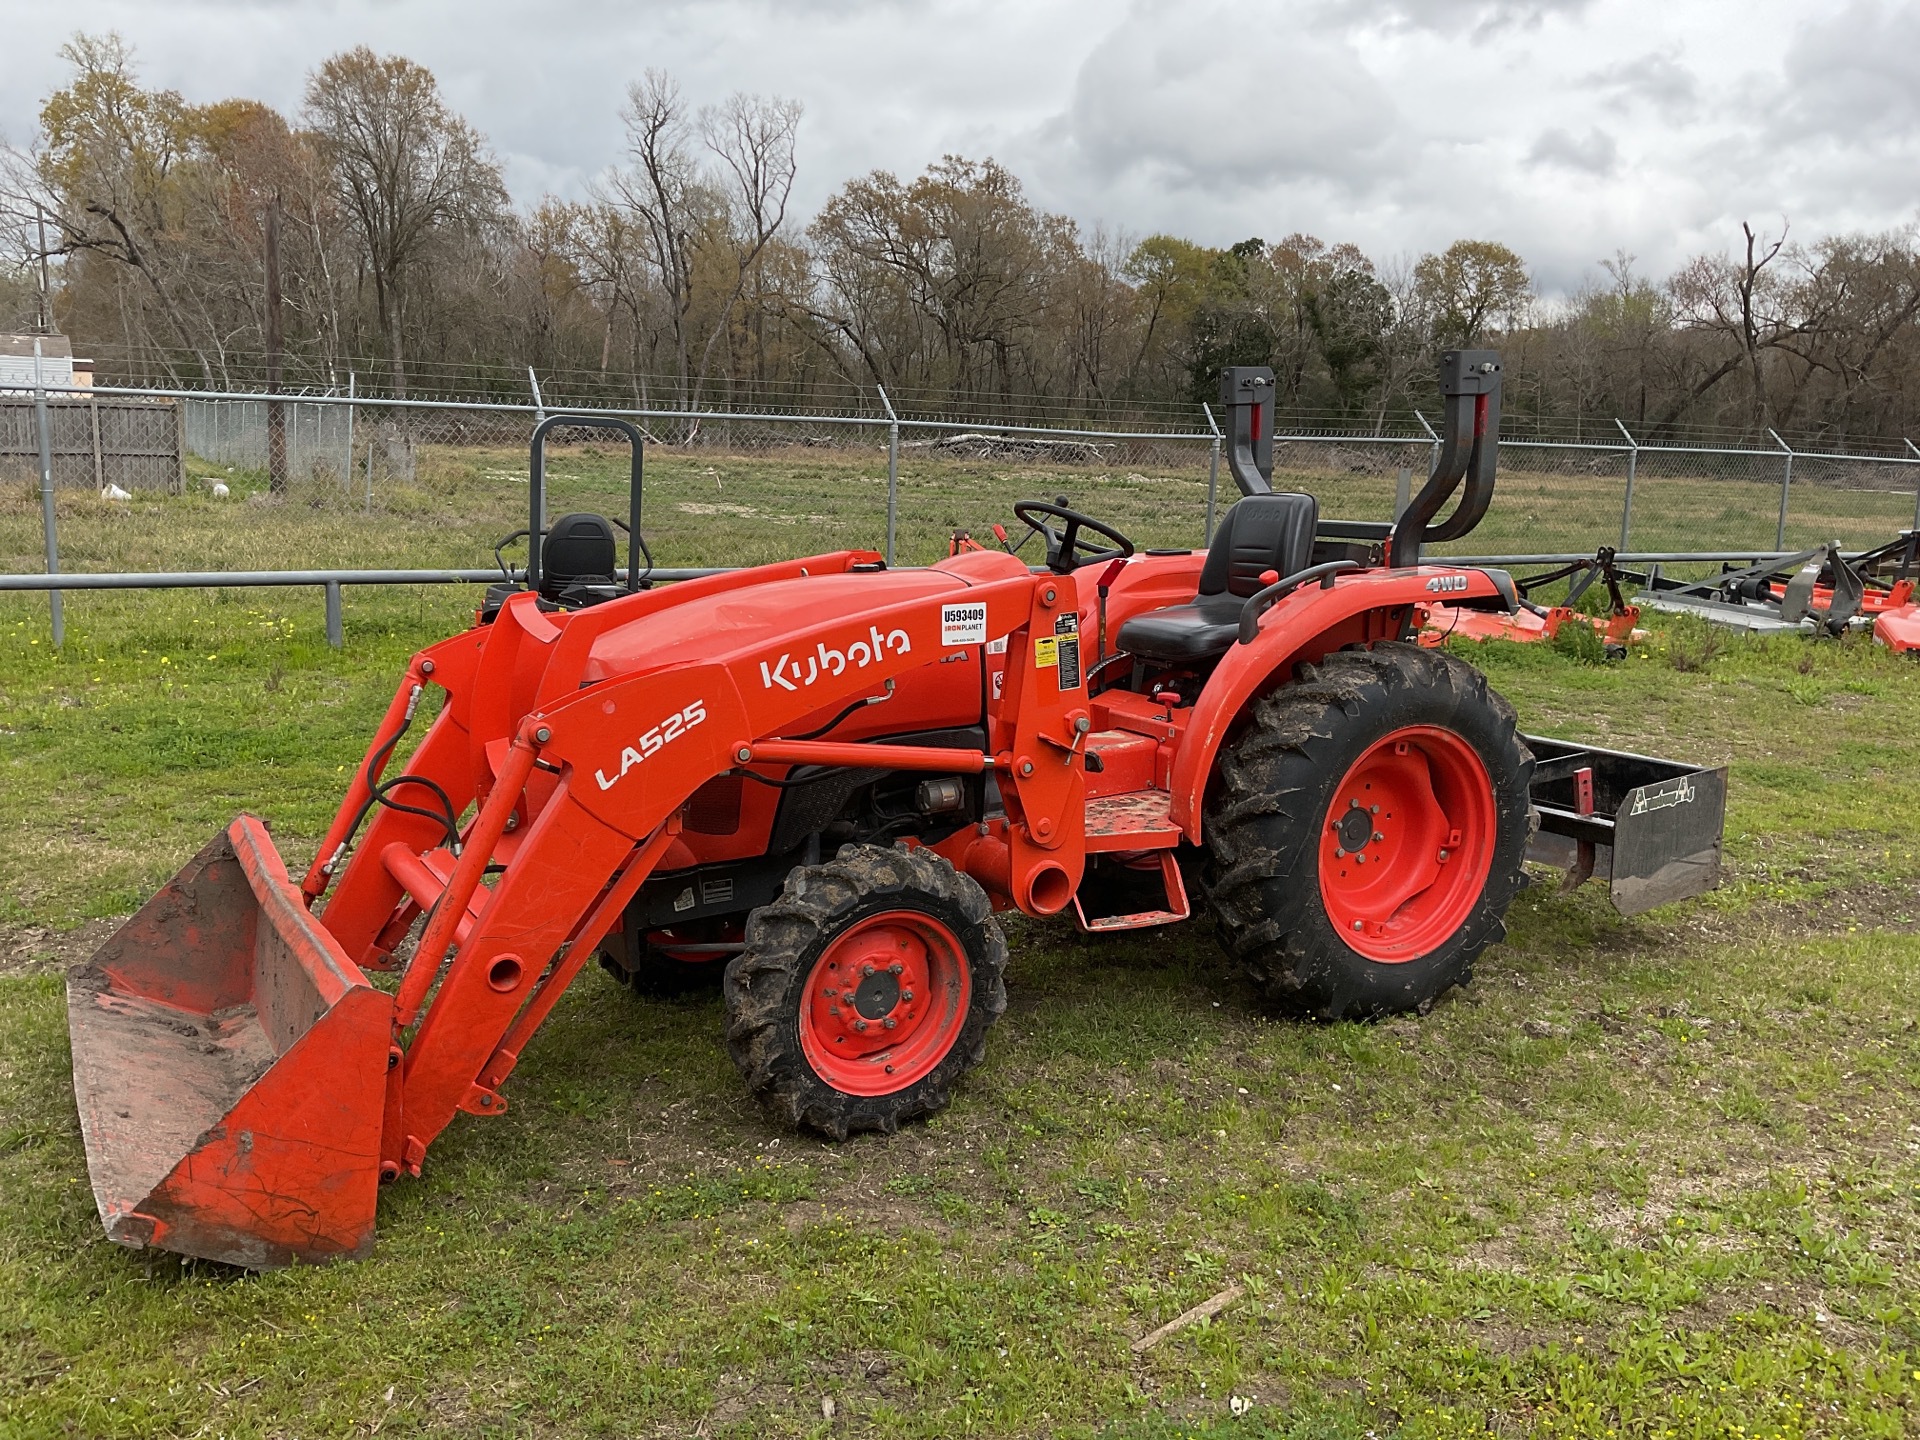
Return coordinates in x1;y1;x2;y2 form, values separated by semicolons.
1033;636;1059;668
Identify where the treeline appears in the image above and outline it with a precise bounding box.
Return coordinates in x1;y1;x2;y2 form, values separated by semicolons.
6;34;1920;445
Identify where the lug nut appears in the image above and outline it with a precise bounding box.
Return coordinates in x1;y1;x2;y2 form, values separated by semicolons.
1334;848;1346;859
1438;849;1450;863
902;990;914;1002
888;963;903;975
1373;831;1385;843
883;1017;897;1030
822;987;837;997
863;963;876;977
1351;920;1364;931
854;1020;868;1032
828;1005;840;1017
1370;804;1380;815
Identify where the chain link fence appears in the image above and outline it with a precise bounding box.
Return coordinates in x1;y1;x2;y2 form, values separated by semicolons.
8;380;1920;579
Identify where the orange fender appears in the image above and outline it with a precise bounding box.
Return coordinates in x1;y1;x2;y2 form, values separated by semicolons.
1168;567;1513;841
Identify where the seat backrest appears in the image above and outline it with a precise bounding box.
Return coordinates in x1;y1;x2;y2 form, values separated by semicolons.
1198;492;1320;598
540;512;618;599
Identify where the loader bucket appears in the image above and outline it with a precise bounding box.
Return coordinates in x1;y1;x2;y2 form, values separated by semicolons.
66;817;392;1268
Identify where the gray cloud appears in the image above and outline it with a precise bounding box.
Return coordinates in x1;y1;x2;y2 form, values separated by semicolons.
1040;0;1398;198
0;0;1904;299
1335;0;1596;35
1775;1;1920;139
1526;126;1619;177
1587;52;1699;120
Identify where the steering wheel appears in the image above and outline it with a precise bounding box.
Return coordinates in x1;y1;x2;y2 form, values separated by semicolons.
1012;497;1136;575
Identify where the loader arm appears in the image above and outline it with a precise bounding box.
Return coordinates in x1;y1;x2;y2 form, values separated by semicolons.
385;567;1084;1173
67;555;1102;1265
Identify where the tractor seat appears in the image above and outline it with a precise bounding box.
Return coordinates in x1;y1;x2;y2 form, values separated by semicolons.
538;512;622;606
1117;492;1319;664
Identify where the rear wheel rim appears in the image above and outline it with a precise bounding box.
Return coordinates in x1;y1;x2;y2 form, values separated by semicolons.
1317;725;1496;963
798;911;971;1096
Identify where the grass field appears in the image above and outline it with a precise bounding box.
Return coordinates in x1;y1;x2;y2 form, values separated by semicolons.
3;450;1920;1437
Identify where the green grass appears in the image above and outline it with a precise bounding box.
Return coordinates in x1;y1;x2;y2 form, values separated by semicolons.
4;451;1920;1436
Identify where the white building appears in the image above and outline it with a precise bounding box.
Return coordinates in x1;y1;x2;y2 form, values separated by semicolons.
0;334;93;391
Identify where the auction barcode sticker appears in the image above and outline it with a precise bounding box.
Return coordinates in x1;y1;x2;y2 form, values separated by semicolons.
941;601;989;646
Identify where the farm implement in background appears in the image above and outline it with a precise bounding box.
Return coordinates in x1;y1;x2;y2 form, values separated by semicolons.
1631;532;1920;650
66;354;1727;1267
1418;547;1645;656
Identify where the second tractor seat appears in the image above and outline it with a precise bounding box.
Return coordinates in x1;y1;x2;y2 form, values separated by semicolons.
539;512;621;604
1117;492;1319;664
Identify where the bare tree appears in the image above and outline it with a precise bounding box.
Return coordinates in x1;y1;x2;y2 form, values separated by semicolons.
602;72;800;410
302;47;505;396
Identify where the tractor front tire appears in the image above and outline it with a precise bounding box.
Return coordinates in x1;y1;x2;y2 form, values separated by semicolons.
1204;642;1533;1020
725;845;1008;1139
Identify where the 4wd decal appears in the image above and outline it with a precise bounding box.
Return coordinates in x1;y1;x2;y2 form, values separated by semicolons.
1425;574;1470;593
594;699;708;791
759;625;911;692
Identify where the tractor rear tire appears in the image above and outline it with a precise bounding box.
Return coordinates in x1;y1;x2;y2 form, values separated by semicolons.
1203;642;1533;1020
724;844;1007;1139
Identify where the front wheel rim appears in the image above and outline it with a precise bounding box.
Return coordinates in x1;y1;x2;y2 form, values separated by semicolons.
798;911;971;1096
1317;725;1497;963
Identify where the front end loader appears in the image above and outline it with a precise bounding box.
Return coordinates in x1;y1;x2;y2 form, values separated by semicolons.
67;355;1728;1267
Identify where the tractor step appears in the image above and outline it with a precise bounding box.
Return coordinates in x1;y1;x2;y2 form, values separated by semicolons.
1072;850;1190;932
1084;789;1181;851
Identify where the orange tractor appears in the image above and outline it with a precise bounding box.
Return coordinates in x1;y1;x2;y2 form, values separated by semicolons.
66;352;1726;1267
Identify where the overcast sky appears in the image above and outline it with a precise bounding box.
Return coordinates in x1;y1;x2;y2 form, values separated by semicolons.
0;0;1913;295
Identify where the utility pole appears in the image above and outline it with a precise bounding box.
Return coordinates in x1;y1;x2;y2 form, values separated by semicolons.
34;204;51;333
264;197;287;493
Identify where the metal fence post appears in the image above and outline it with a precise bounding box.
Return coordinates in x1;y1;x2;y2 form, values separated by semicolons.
88;394;103;494
343;371;356;494
1201;403;1222;543
1769;429;1793;549
32;338;63;646
1413;408;1441;486
1615;418;1639;550
1906;438;1920;531
877;385;900;565
324;580;343;647
528;367;547;528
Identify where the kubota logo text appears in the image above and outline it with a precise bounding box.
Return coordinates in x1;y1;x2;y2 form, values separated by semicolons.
594;700;708;790
760;626;911;691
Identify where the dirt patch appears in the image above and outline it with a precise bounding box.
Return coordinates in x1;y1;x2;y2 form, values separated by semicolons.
0;917;125;977
1770;881;1920;937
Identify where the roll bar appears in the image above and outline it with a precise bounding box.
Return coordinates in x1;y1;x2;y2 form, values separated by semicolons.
526;413;648;595
1390;350;1503;566
1218;366;1277;496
